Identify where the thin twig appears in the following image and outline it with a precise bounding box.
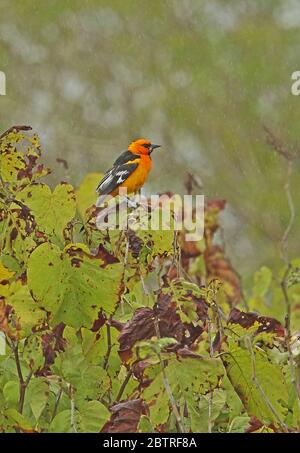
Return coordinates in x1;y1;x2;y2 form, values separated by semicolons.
207;387;213;434
69;384;77;433
207;311;214;433
114;369;133;403
120;233;130;315
172;230;181;278
280;161;295;264
103;320;112;371
263;125;297;162
51;385;63;422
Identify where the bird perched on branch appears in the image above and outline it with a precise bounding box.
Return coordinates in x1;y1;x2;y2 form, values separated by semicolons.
96;139;161;205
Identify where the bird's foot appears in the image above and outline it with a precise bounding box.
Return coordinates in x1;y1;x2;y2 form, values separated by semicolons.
126;197;139;209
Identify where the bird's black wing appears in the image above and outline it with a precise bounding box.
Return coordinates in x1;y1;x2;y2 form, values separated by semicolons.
113;150;140;166
96;162;139;194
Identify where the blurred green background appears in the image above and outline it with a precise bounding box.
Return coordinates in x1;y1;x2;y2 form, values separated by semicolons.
1;0;300;279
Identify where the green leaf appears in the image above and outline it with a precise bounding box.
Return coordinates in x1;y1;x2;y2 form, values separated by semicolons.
49;410;72;433
3;380;19;407
17;183;76;237
253;266;272;298
53;344;110;402
77;400;110;433
223;340;288;427
136;228;174;257
161;278;208;324
4;408;34;432
27;242;123;328
49;402;110;433
186;388;226;432
22;335;45;372
76;172;103;219
26;378;48;421
142;356;224;427
136;337;178;359
228;416;251;433
287;267;300;288
138;415;154;433
2;280;46;338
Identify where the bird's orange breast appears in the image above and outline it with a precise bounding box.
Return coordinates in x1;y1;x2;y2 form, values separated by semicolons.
111;155;152;196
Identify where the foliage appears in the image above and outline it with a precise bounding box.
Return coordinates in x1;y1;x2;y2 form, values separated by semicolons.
1;127;300;433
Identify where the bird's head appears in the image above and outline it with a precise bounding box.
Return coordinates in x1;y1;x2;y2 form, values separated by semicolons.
128;138;161;155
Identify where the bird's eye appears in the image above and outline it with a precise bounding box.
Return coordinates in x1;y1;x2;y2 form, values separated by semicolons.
142;143;151;149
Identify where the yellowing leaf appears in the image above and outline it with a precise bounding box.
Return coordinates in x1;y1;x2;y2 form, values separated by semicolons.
253;266;272;297
16;182;76;237
0;148;26;182
27;242;123;328
0;261;15;282
76;172;103;218
3;280;47;338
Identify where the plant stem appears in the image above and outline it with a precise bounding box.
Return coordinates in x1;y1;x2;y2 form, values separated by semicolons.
114;369;133;403
280;161;294;263
207;310;215;433
12;342;33;415
51;385;63;422
103;321;112;371
69;384;77;433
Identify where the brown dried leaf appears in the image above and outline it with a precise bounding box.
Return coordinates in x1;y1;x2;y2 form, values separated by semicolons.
228;307;284;337
118;283;207;362
101;399;147;433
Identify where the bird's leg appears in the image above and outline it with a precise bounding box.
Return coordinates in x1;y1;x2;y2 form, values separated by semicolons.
126;190;148;211
126;196;138;209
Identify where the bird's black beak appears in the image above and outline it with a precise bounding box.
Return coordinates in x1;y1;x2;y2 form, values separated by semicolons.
149;144;161;154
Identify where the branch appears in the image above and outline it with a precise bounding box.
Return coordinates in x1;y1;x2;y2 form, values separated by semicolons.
11;342;33;417
0;125;32;140
263;125;297;162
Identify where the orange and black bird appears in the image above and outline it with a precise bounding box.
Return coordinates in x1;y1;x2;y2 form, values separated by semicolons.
96;138;161;205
